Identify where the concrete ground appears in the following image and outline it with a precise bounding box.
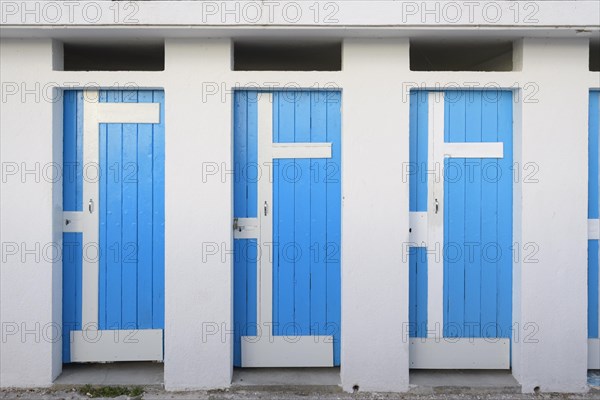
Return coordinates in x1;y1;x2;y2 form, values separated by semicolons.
1;364;599;399
55;363;163;386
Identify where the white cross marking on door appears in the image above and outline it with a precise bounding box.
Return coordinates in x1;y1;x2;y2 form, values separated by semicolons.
238;92;334;367
424;92;505;339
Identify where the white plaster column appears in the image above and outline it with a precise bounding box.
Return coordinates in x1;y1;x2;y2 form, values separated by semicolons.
0;38;63;387
512;38;589;393
163;38;234;390
340;38;411;393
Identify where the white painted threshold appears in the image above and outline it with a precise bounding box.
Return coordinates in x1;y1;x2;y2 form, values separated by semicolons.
271;143;332;159
241;336;333;367
70;329;163;362
409;338;510;369
444;142;504;159
589;219;600;240
590;339;600;369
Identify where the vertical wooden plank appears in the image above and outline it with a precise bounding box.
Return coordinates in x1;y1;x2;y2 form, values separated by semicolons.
75;237;83;330
62;91;76;362
415;248;428;337
246;92;258;338
137;90;154;329
408;91;418;338
272;92;280;336
234;91;248;218
415;91;429;338
590;241;599;338
496;91;513;338
233;239;248;367
589;91;600;338
590;91;599;220
232;91;259;366
152;90;165;329
293;91;312;335
416;91;429;212
233;238;247;366
104;90;123;329
62;90;83;362
409;91;419;213
411;252;424;339
274;91;296;336
121;90;139;329
464;91;482;337
233;241;245;367
310;91;328;336
63;91;78;211
274;92;282;335
233;91;247;366
480;91;499;338
409;91;429;338
444;91;466;337
247;91;259;218
62;233;83;362
98;90;108;330
326;91;342;365
408;248;418;338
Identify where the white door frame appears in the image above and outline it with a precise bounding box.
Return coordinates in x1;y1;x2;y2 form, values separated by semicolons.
63;90;163;362
236;92;334;368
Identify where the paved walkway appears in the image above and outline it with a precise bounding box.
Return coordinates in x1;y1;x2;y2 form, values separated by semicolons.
1;388;600;400
2;365;599;400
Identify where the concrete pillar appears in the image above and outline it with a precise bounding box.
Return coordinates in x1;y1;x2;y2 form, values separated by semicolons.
0;38;63;387
163;38;234;390
340;38;411;393
512;38;589;393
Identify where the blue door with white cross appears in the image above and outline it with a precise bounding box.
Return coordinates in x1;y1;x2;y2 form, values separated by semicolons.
589;90;600;369
62;90;165;363
408;90;513;368
233;90;341;367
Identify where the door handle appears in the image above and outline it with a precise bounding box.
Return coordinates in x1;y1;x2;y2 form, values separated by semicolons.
88;199;94;214
264;201;268;216
435;199;439;214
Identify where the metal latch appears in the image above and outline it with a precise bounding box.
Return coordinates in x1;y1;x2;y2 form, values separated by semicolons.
233;218;241;232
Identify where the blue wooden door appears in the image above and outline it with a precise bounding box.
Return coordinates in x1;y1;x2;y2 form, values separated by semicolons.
589;91;600;368
408;90;513;368
233;91;341;367
62;90;165;363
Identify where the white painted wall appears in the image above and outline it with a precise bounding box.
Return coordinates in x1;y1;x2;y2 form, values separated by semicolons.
0;33;597;393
